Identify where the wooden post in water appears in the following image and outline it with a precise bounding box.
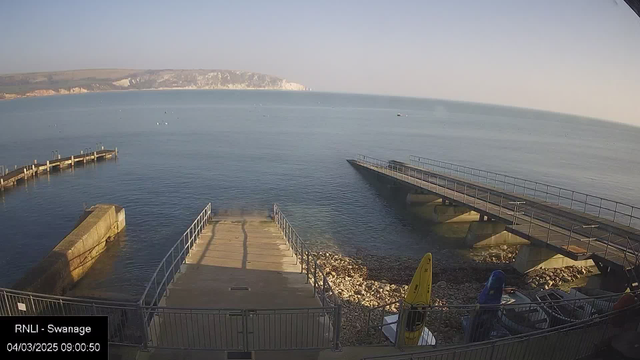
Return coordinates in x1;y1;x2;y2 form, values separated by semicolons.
94;151;97;162
71;155;74;167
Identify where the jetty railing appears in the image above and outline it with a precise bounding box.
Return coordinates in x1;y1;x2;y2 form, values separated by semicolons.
273;204;340;308
0;287;144;346
355;155;640;268
273;203;342;349
363;297;640;360
2;203;345;352
409;155;640;229
142;305;337;350
139;203;212;307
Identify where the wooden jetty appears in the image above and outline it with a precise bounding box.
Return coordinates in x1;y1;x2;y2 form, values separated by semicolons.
0;148;117;190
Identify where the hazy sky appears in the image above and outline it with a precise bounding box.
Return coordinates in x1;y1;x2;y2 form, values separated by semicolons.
1;0;639;125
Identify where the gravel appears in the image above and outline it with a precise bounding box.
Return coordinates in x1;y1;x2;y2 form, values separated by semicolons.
316;246;595;346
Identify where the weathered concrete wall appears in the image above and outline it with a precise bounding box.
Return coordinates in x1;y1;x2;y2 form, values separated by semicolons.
405;193;440;205
429;204;480;223
513;245;594;274
465;221;530;247
13;204;125;295
409;201;480;223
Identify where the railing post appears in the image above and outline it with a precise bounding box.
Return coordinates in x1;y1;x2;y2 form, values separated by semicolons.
394;301;405;349
322;277;327;306
529;210;534;236
242;309;250;352
568;225;574;248
613;203;619;223
464;184;467;203
163;261;168;297
547;218;552;243
313;259;318;297
139;303;150;349
333;303;342;351
545;185;549;201
570;191;575;209
306;251;310;284
486;191;490;211
298;237;302;270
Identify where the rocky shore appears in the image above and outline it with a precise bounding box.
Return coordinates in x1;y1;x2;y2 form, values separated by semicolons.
316;246;596;346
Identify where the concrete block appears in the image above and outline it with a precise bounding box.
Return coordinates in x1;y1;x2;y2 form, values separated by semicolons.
429;204;479;223
13;204;126;295
405;193;440;205
513;245;594;274
465;221;530;247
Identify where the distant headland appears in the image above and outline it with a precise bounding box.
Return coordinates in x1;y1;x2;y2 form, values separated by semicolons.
0;69;307;100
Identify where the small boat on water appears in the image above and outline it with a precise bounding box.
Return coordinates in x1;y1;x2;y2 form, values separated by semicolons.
498;291;549;334
536;289;596;327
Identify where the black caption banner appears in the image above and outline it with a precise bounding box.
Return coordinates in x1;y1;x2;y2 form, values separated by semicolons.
0;316;108;359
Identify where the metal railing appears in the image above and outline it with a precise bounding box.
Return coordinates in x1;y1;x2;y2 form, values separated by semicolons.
363;296;640;360
2;204;343;352
139;203;212;307
1;287;144;346
356;155;640;268
364;290;635;348
144;305;337;350
273;204;340;309
409;155;640;229
273;203;342;349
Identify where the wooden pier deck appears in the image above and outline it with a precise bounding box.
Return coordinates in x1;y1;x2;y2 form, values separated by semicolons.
0;149;117;190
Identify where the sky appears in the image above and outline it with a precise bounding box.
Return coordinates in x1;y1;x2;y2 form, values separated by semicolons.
1;0;639;125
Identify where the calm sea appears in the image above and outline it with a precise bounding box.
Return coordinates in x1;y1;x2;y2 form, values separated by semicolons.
1;90;639;298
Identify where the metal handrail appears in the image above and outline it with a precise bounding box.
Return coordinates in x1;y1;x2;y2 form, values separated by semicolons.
355;155;640;267
1;287;139;306
409;155;640;228
366;289;638;314
272;204;342;350
273;203;340;307
139;203;212;306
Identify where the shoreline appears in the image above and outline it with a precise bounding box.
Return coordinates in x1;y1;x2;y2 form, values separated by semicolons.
0;87;309;102
317;247;595;346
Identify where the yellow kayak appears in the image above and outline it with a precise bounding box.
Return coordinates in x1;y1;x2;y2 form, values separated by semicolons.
403;253;432;345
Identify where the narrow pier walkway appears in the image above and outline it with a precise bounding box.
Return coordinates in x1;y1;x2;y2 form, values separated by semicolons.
1;149;117;190
167;215;318;308
146;213;333;356
350;156;640;273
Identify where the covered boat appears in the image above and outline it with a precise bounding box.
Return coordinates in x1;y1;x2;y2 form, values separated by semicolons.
536;289;596;327
498;291;549;334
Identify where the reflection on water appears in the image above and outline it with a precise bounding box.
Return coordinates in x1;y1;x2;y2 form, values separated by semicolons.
1;90;639;297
